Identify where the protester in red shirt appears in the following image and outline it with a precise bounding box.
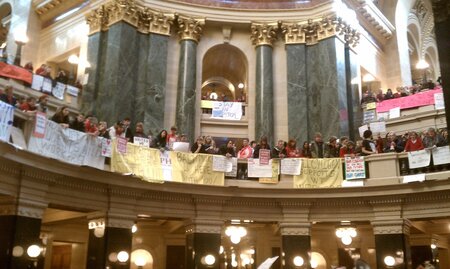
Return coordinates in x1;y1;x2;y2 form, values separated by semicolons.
166;126;178;148
285;139;300;158
237;139;253;159
84;117;99;135
404;131;424;152
19;97;37;111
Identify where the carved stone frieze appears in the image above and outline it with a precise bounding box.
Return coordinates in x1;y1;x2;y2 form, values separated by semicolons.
250;22;278;47
371;219;412;235
279;222;311;236
281;15;360;47
185;219;223;234
177;15;205;42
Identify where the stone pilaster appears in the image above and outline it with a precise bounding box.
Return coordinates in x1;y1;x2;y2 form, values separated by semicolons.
175;16;204;142
251;22;277;144
185;219;222;269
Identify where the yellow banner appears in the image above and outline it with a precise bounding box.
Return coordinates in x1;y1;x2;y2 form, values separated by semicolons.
293;158;343;188
169;151;224;186
111;141;164;183
201;100;213;109
366;102;376;110
259;159;280;184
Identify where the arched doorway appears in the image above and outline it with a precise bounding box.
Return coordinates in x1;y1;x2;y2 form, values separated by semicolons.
201;44;248;102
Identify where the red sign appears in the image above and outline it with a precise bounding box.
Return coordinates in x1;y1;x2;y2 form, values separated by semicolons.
0;62;33;84
259;149;271;165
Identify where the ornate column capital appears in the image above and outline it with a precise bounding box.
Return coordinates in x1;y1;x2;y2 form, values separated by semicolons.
185;219;224;234
138;8;175;35
250;22;278;47
86;6;109;35
371;219;412;235
177;15;205;43
87;211;135;229
104;0;139;28
279;222;311;236
281;15;360;47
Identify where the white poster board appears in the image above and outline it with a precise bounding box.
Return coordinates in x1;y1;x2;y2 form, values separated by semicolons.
101;138;112;157
31;74;44;92
280;158;302;175
358;124;368;138
160;150;173;181
344;156;366;180
173;142;190;152
42;78;53;93
212;155;233;172
408;149;431;169
225;157;238;177
248;158;273;178
66;85;79;97
52;82;66;100
133;137;150;147
389;107;401;119
403;173;426;183
10;126;27;149
434;93;445;110
432;146;450;165
0;101;14;142
211;101;243;120
369;121;386;134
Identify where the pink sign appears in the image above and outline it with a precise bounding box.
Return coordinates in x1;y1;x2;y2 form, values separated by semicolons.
117;137;128;154
259;149;271;165
33;112;47;138
376;89;442;113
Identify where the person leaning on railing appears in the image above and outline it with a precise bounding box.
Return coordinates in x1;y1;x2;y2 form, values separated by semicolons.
404;131;424;152
423;128;446;148
50;106;70;128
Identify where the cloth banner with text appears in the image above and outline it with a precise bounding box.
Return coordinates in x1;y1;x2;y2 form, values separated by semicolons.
211;101;243;120
28;120;105;169
0;100;14;142
432;146;450;165
111;141;164;183
169;152;224;186
0;62;33;84
293;158;343;188
376;89;442;113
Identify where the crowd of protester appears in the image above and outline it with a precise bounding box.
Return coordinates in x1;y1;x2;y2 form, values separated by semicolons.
361;78;442;104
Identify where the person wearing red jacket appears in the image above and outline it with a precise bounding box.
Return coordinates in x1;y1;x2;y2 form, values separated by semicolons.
404;131;424;152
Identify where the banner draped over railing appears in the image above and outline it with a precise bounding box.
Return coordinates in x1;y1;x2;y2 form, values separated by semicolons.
375;89;442;113
293;158;343;188
28;120;105;169
169;151;225;186
0;62;32;84
111;141;164;183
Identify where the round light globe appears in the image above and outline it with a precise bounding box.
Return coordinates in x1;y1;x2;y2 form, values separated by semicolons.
230;234;241;244
293;256;304;267
27;245;41;258
131;224;137;234
135;256;147;267
431;243;437;249
310;259;318;269
341;235;352;245
384;256;396;267
204;254;215;266
117;251;129;263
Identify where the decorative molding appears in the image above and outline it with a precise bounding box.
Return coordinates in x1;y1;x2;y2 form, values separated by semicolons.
371;219;412;235
185;219;223;234
279;222;311;236
86;0;175;36
281;15;360;47
35;0;70;15
177;15;205;42
250;22;278;47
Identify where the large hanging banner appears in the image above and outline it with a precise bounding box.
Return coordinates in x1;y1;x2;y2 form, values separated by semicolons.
111;141;164;183
169;152;224;186
28;120;105;169
376;89;442;113
0;101;14;142
211;101;243;120
293;158;343;188
407;149;431;169
0;62;33;84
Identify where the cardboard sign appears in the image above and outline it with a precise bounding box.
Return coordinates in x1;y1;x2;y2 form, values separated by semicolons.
280;158;302;175
33;112;47;138
345;156;366;180
259;149;271;165
173;142;190;152
133;136;150;147
408;149;431;169
434;92;445;110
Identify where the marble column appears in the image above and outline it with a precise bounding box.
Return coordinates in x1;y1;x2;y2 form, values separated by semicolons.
279;223;311;269
345;45;362;141
251;23;277;144
286;44;308;144
175;16;204;143
431;1;450;144
371;219;412;269
135;32;170;136
306;37;348;140
85;216;133;269
185;220;222;269
95;21;139;125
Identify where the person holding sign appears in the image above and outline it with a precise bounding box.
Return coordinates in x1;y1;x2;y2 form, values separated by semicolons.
253;136;271;158
404;131;424;152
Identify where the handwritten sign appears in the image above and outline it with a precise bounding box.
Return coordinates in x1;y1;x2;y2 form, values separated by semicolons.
363;110;376;123
101;138;112;157
369;121;386;134
42;77;53;93
225;157;238;177
432;146;450;165
366;102;376;110
211;101;242;120
259;149;271;165
280;158;302;175
66;85;79;97
52;82;65;100
345;156;366;180
33;112;47;138
133;137;150;147
160;150;173;181
117;137;128;154
434;92;445;110
0;101;14;142
377;112;388;121
358;124;368;138
389;107;400;119
213;155;227;172
408;149;431;168
248;158;273;178
31;74;44;91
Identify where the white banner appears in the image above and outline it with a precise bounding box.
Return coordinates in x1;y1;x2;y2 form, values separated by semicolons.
434;93;445;110
408;149;431;169
160;150;172;181
432;146;450;165
133;137;150;147
31;74;44;92
280;158;302;175
52;82;66;100
28;120;105;169
0;101;14;142
248;158;273;178
211;101;242;120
